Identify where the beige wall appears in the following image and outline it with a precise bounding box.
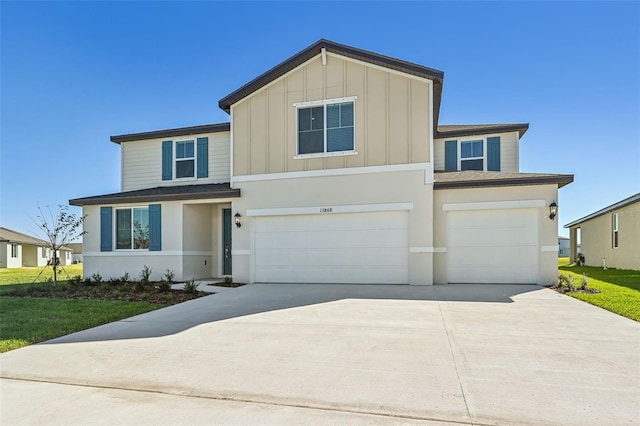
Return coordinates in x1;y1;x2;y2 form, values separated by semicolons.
572;202;640;270
231;169;434;284
433;184;559;285
121;131;231;191
232;53;432;177
434;131;520;172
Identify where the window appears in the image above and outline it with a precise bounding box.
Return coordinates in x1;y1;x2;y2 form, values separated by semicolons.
42;247;47;258
296;98;355;156
10;244;18;258
116;207;149;250
175;140;195;179
460;140;484;170
612;212;619;248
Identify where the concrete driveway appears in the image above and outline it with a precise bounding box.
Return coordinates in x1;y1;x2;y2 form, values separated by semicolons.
2;284;639;425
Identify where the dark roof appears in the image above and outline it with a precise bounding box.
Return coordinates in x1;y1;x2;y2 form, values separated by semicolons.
218;39;445;131
111;122;230;144
69;183;240;206
433;171;574;190
0;227;48;246
437;123;529;139
564;193;640;228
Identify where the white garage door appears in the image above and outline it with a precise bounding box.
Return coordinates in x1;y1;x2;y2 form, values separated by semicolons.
254;211;409;284
447;208;539;284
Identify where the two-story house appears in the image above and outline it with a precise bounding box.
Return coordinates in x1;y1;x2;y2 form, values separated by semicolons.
70;39;573;285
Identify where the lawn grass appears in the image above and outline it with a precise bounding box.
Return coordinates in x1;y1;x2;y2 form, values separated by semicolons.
558;261;640;321
0;264;166;353
0;297;163;353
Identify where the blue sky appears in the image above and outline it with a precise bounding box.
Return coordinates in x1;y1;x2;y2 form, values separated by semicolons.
1;1;639;239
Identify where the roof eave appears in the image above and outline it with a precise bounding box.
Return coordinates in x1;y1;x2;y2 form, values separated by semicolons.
436;123;529;139
110;122;231;144
434;175;574;190
69;189;241;206
564;193;640;228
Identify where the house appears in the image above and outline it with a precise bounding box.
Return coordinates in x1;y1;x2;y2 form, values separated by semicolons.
70;39;573;285
0;227;73;268
66;243;83;263
564;193;640;270
558;236;570;257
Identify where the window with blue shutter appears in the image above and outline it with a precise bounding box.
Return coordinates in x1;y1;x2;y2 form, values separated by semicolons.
444;140;457;171
487;136;501;171
197;137;208;178
149;204;162;251
100;206;112;252
162;141;173;180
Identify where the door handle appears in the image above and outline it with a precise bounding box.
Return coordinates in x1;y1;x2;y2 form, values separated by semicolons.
225;247;230;258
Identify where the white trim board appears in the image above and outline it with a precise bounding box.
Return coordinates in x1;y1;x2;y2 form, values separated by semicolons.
84;251;212;257
410;247;446;253
246;202;414;217
443;199;546;212
231;249;250;256
540;245;559;252
232;162;432;184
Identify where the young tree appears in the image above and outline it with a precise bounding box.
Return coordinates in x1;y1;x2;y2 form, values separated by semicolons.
33;205;86;284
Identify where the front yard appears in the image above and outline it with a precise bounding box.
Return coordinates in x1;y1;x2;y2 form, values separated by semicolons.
558;258;640;321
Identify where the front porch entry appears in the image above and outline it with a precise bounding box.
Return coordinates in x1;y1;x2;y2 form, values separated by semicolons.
222;208;232;275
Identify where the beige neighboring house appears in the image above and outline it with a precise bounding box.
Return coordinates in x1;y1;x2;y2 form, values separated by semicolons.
70;39;573;285
0;227;73;268
66;243;83;263
558;236;570;257
565;193;640;271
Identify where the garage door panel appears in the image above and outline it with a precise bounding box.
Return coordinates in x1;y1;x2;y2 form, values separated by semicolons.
447;228;535;247
257;265;408;284
255;229;408;250
256;247;408;267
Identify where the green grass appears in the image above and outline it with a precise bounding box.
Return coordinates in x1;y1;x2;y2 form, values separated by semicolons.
0;297;162;353
0;264;165;353
559;261;640;321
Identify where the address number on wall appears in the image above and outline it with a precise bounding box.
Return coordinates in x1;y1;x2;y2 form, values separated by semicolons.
319;207;333;213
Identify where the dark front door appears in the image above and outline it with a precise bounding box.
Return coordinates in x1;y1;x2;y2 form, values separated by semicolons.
223;208;232;275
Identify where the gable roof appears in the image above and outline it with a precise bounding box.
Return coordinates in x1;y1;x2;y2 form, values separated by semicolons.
434;171;574;190
0;227;48;246
437;123;529;139
111;122;230;144
564;193;640;228
218;39;445;131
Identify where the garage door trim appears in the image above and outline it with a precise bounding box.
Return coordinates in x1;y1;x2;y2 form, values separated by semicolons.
443;199;546;212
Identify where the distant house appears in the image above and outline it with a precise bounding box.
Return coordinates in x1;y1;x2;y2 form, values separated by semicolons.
558;236;570;257
0;227;73;268
66;243;83;263
564;193;640;270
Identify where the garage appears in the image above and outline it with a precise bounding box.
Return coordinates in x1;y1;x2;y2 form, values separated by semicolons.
446;208;539;284
253;211;409;284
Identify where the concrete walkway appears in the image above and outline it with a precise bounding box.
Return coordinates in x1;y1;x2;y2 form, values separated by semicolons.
2;284;639;425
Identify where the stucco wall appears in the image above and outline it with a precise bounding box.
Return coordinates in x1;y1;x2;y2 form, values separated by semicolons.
3;243;22;268
433;184;559;285
231;169;433;285
232;53;432;177
433;131;520;172
574;202;640;270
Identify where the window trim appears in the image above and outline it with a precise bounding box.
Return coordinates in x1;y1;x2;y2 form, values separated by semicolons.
612;212;619;249
293;96;358;159
173;139;197;181
458;138;487;171
114;206;150;251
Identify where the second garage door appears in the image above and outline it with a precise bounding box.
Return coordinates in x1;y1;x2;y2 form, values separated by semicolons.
254;211;409;284
447;208;539;284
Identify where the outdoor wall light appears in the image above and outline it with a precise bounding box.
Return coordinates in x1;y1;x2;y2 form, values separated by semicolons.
549;201;558;220
234;212;242;228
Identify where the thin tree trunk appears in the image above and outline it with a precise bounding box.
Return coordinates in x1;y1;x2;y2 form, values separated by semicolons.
53;251;58;284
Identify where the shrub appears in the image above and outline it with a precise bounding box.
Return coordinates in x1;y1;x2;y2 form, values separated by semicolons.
223;276;233;285
121;272;130;283
69;275;82;284
157;280;171;292
183;280;199;294
557;273;575;292
581;273;589;290
139;265;152;284
163;269;175;283
108;277;123;285
91;272;102;283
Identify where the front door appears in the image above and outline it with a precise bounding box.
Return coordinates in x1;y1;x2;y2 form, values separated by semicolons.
223;208;232;275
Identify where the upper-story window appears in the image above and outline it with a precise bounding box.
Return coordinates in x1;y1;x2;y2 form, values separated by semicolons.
116;207;149;250
175;140;195;179
612;212;619;248
294;97;357;158
460;140;484;170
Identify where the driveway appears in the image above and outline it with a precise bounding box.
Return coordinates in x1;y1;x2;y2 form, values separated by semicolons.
2;284;639;425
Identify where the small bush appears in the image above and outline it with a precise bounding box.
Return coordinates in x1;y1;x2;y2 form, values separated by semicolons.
223;276;233;285
581;273;589;290
163;269;175;283
139;265;152;284
183;280;199;294
91;272;103;283
69;275;82;284
121;272;130;283
157;281;171;292
108;277;123;285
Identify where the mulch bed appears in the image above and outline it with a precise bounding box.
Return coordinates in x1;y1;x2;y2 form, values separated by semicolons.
547;283;601;294
208;281;246;288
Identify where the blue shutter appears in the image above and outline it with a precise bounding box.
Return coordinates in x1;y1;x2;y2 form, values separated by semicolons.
149;204;162;251
445;140;457;171
162;141;173;181
487;136;501;171
100;207;112;252
197;137;208;178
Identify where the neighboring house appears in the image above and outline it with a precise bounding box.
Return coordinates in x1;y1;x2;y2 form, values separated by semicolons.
66;243;83;263
558;236;570;257
70;39;573;285
565;193;640;271
0;227;72;268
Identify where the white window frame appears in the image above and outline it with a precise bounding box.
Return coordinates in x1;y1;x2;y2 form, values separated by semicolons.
114;206;150;251
612;212;619;249
293;96;358;159
42;247;48;258
458;138;487;171
174;139;197;181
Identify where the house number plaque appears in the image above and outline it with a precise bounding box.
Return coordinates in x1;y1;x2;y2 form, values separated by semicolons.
320;207;333;213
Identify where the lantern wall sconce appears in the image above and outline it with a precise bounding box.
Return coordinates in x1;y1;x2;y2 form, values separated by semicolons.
549;201;558;220
234;212;242;228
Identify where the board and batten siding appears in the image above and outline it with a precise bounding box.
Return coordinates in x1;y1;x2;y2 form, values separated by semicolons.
121;131;231;191
231;53;432;177
433;131;520;172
